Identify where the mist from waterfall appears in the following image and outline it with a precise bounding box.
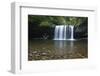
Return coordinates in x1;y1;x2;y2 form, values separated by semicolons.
54;25;74;40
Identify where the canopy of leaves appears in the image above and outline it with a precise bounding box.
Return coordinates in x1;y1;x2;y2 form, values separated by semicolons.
28;15;87;27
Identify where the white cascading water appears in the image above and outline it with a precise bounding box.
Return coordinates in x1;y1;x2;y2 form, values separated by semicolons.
54;25;74;40
70;25;74;40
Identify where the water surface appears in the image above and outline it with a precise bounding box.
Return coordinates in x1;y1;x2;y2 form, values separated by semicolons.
28;39;88;60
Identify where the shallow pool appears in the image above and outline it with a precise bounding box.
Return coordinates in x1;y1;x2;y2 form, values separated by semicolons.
28;39;88;61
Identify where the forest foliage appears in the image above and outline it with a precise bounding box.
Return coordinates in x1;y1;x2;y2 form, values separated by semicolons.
28;15;87;27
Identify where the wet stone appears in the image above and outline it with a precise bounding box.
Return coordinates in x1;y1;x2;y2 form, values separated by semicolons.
32;51;37;54
35;54;40;57
42;52;47;55
29;53;33;57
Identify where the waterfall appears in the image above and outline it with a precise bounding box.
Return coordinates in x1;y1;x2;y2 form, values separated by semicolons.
54;25;74;40
69;25;74;40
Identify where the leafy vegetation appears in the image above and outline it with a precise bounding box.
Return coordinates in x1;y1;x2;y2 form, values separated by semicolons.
28;15;87;27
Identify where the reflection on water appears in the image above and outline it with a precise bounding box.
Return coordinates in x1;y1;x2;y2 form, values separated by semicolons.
54;40;66;56
54;40;75;56
54;40;74;49
54;40;66;48
28;39;88;60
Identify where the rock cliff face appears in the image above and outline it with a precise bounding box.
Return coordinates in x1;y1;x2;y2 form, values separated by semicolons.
28;20;88;40
74;20;88;39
